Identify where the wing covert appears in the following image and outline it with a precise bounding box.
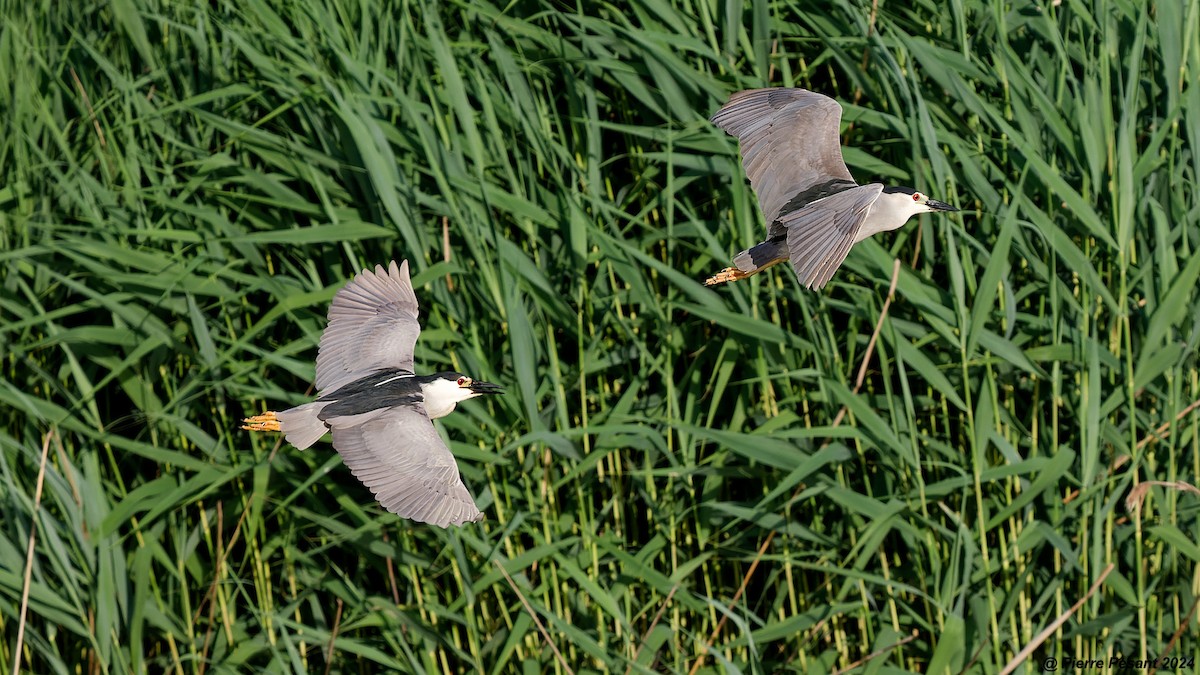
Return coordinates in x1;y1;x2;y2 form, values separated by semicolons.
711;88;856;225
782;184;883;289
315;260;421;395
327;405;483;527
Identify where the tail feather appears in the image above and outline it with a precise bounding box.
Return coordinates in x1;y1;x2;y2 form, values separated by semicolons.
706;238;790;285
733;239;788;275
275;402;330;450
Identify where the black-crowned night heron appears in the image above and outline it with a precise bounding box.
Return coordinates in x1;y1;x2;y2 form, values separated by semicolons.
242;260;501;527
704;88;959;289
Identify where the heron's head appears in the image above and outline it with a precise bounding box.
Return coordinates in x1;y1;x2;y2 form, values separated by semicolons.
452;373;504;397
878;187;959;222
420;372;504;419
427;372;504;398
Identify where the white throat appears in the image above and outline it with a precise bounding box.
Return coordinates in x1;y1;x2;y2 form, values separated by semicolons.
854;191;935;243
420;379;477;419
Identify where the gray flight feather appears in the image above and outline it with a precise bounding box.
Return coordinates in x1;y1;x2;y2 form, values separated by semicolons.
315;260;421;395
710;88;855;225
782;184;883;289
327;405;483;528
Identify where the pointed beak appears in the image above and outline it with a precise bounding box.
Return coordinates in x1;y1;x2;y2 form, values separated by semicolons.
925;199;959;212
468;380;504;395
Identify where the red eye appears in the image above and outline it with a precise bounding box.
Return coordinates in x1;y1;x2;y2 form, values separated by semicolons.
457;377;466;385
912;193;922;201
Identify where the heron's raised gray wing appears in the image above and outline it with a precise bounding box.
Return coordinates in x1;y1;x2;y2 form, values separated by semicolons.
328;405;483;527
315;260;421;395
711;88;856;224
783;184;883;289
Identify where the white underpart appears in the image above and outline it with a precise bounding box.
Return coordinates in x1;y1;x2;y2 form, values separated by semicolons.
853;191;940;243
420;378;481;419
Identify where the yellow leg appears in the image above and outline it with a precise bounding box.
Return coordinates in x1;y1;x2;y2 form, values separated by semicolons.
704;267;751;286
242;411;281;432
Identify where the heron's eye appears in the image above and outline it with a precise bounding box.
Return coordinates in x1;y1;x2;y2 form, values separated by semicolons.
457;377;466;386
912;193;922;202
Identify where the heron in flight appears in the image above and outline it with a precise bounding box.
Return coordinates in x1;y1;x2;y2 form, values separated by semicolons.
704;88;958;289
243;260;501;527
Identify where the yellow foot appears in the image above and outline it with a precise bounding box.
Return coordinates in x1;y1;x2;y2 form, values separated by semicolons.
242;411;281;432
704;267;750;286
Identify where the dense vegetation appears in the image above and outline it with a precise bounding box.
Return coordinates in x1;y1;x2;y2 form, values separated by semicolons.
2;0;1197;672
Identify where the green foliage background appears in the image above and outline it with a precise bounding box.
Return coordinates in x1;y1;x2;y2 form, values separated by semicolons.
2;0;1198;672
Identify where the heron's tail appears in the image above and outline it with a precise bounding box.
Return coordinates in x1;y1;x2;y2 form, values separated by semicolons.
243;402;330;450
275;402;330;449
705;239;788;285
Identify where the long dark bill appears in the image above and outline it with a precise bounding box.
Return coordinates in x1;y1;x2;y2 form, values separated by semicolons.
925;199;959;212
469;381;504;395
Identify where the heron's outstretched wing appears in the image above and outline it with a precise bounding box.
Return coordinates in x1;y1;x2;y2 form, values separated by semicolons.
711;88;856;225
327;405;483;527
783;184;883;289
315;260;421;395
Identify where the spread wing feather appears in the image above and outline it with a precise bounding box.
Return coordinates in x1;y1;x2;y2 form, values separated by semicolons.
711;88;855;225
782;184;883;289
327;406;483;528
315;260;421;395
